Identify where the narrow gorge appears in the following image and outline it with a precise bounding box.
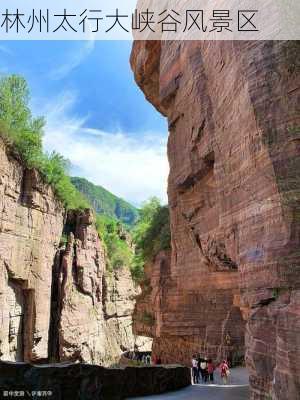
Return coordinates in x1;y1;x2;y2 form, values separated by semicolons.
0;38;299;400
0;138;150;365
131;40;300;399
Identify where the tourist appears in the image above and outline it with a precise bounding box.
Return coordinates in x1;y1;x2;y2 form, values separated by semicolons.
191;355;198;384
207;359;215;382
153;354;162;365
200;357;208;382
220;360;230;384
146;354;151;364
197;356;204;382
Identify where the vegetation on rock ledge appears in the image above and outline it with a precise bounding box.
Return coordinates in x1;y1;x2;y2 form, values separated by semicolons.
131;197;171;282
0;75;88;210
96;214;133;271
0;75;171;282
96;198;171;281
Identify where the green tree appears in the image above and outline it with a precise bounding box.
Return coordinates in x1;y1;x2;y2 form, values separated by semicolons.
131;197;171;282
0;75;45;167
96;214;133;270
0;74;88;210
0;75;31;131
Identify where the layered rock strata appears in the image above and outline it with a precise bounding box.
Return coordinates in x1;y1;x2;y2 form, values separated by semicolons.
0;139;64;362
49;210;151;365
131;40;300;399
0;139;151;366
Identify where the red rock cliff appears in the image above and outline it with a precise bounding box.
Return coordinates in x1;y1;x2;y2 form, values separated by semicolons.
0;139;151;366
49;209;151;365
131;40;300;399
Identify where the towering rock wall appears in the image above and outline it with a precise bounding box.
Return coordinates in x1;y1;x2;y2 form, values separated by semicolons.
0;139;64;362
0;139;151;366
133;251;172;341
131;40;300;399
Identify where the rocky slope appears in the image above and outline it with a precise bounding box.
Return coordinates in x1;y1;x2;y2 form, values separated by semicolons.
131;40;300;400
0;138;150;365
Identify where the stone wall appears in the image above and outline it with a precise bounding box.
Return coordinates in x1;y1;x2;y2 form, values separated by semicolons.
130;40;300;400
0;361;190;400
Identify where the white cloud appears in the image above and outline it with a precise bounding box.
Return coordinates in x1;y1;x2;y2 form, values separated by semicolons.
49;39;95;80
42;91;169;206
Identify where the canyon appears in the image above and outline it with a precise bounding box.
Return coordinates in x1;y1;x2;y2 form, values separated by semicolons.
131;40;300;400
0;38;299;400
0;138;150;365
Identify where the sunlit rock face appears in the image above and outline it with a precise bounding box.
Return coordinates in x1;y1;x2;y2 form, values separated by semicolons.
0;139;151;366
50;209;152;365
0;138;64;362
131;40;300;399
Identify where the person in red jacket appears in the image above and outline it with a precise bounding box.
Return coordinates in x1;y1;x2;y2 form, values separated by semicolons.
220;360;230;384
152;354;162;365
207;359;215;382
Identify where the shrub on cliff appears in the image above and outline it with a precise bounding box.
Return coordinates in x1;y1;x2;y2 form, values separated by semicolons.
0;75;88;210
96;214;133;270
0;75;45;168
140;311;155;326
39;152;89;209
131;197;171;281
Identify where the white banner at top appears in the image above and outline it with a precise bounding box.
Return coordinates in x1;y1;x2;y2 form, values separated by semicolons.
0;0;299;40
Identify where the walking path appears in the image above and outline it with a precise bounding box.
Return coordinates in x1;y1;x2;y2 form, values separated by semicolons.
128;367;249;400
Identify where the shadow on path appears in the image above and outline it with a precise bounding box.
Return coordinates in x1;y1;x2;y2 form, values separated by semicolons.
127;367;249;400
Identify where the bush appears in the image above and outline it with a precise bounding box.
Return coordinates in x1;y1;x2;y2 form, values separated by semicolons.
59;233;68;247
40;154;89;209
0;74;88;210
130;197;171;282
130;252;145;282
140;311;155;326
96;214;133;270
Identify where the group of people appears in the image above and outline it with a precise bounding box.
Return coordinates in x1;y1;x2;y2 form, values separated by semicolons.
126;351;163;366
141;354;152;364
191;355;230;384
126;351;151;364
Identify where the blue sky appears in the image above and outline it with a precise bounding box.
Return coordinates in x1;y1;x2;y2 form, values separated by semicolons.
0;40;168;205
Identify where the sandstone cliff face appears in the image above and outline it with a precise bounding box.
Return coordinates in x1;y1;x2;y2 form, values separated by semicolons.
49;209;151;365
131;40;300;399
0;139;64;362
133;252;171;341
0;139;150;366
103;266;152;360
